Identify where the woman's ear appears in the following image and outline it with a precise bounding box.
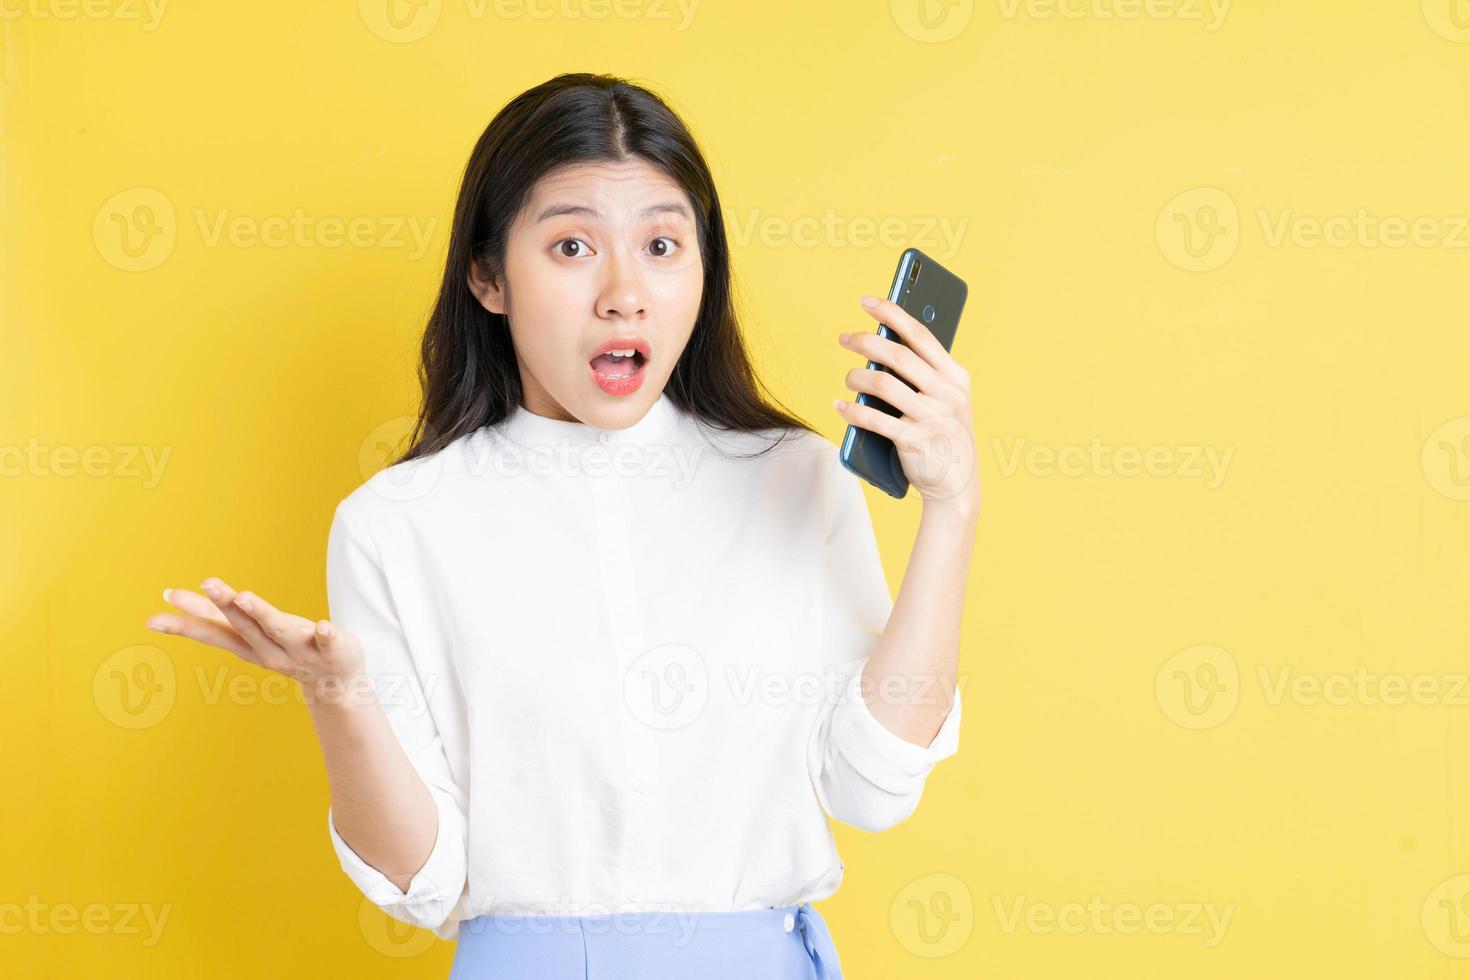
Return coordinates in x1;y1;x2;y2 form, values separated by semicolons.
467;258;505;314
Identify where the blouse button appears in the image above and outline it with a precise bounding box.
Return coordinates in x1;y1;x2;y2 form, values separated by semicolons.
783;912;795;933
597;431;611;444
632;778;646;794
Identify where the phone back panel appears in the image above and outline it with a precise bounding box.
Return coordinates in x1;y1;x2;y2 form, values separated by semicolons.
840;248;968;498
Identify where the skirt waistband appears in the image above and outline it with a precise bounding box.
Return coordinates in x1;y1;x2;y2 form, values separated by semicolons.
451;901;843;980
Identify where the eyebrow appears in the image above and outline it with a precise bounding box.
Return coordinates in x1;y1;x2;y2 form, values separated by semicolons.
535;201;694;224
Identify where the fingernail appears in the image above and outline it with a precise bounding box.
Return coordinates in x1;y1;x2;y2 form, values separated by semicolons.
147;620;169;633
839;332;851;343
317;620;332;639
834;399;848;410
162;588;172;604
235;594;253;613
860;295;879;309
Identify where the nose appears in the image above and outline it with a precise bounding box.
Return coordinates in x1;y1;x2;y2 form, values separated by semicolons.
596;246;648;320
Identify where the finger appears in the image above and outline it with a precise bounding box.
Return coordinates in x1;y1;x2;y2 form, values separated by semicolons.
163;587;232;627
834;396;907;444
859;296;968;391
199;577;287;663
844;366;929;420
840;330;952;400
146;610;262;665
311;618;354;669
232;590;318;656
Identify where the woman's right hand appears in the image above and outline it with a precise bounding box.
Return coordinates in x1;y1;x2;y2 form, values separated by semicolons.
146;577;366;702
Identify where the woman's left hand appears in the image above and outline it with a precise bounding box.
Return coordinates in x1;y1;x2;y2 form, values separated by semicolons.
835;294;980;519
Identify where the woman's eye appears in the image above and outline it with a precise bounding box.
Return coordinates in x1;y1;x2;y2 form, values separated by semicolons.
555;238;591;258
647;236;680;258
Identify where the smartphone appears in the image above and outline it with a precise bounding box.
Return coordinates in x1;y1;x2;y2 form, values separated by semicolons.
839;247;968;499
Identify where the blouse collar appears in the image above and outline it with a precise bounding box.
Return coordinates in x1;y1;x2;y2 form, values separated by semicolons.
495;391;683;451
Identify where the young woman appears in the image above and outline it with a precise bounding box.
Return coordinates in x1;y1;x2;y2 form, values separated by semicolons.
146;72;980;979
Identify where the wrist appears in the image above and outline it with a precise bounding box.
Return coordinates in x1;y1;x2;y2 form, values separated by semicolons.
302;671;375;713
921;489;981;526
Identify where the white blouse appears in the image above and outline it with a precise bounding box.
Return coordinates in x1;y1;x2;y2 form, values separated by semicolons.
323;391;963;941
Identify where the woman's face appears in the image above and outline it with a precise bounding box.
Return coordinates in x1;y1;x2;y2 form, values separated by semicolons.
469;157;704;428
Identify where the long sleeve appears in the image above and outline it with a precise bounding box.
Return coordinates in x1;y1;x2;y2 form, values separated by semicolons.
806;455;962;833
324;500;469;936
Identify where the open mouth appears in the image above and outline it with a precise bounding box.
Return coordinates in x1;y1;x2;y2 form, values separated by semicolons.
589;349;646;379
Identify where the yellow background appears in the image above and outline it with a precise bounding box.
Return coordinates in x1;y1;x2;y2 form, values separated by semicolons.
5;0;1470;976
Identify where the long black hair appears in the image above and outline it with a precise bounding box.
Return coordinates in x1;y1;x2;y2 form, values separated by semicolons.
394;72;817;464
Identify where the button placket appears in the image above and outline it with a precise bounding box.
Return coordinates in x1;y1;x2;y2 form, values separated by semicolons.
590;459;659;898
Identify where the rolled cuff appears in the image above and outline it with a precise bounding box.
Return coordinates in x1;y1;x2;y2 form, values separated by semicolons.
327;785;467;937
829;663;962;797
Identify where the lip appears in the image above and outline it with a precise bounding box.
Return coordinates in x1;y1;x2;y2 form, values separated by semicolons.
588;335;650;397
588;336;652;362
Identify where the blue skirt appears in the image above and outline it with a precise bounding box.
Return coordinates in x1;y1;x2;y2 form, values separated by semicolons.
448;901;843;979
